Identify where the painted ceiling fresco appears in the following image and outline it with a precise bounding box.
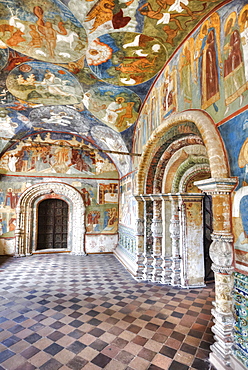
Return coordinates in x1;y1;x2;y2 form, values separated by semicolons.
0;0;229;176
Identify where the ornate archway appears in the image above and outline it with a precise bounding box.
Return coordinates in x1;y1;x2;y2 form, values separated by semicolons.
135;109;237;369
15;182;86;256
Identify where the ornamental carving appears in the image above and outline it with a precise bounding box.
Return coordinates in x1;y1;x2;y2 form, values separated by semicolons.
151;219;163;238
136;218;145;236
209;235;233;268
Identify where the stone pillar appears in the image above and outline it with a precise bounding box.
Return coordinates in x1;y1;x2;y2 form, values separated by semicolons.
195;178;237;369
169;195;181;286
142;195;153;281
150;195;163;282
134;196;145;280
179;194;205;288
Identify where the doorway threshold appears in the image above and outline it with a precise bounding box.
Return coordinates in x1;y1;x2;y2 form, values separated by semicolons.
33;249;70;254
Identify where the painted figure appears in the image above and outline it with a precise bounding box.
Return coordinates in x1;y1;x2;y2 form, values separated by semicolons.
116;101;134;128
238;137;248;186
223;13;246;109
239;7;248;81
37;72;73;98
85;0;115;33
138;2;183;45
28;25;43;50
199;25;220;110
103;97;125;124
138;0;206;45
33;5;69;58
85;0;135;33
179;39;194;108
81;188;91;206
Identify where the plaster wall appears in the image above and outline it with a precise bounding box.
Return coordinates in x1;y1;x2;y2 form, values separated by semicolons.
183;199;205;287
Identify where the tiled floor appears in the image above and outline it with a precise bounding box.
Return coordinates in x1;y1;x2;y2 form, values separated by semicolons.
0;254;216;370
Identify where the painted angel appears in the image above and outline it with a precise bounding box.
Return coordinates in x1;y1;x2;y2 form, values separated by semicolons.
85;0;115;33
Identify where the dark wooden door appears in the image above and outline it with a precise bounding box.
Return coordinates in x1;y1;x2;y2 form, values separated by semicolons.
203;194;214;283
37;199;68;250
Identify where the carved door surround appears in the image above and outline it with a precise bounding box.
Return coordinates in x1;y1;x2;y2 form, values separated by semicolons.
15;182;86;256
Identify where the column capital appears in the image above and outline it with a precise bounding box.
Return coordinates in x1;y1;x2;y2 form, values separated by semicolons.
133;195;145;202
194;177;237;194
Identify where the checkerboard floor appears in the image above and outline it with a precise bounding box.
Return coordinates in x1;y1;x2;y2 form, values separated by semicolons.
0;254;216;370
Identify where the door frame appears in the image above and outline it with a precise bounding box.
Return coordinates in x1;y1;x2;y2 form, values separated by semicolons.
36;198;69;251
15;182;86;256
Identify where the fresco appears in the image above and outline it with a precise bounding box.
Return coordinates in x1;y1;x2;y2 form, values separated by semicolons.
0;0;87;63
218;110;248;271
69;0;226;52
70;0;139;41
0;176;119;238
0;133;118;178
7;61;83;106
0;107;31;139
86;205;118;233
119;174;136;228
135;0;248;151
91;125;131;176
239;5;248;81
223;11;246;113
29;105;90;135
86;32;167;85
82;84;141;132
0;43;9;71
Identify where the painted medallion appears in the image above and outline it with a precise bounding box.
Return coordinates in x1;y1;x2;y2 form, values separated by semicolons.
0;0;87;63
82;84;141;132
7;61;83;106
86;32;167;85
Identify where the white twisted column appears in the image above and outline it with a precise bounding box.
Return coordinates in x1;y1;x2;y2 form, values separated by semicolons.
150;195;163;282
169;195;181;286
134;195;145;280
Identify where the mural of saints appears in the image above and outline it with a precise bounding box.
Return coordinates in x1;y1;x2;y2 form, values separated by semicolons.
197;16;220;111
223;12;246;110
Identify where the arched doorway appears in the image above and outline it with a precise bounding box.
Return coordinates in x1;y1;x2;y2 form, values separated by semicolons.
15;182;86;256
37;199;69;250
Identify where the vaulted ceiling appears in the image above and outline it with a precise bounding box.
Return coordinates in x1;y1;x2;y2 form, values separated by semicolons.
0;0;228;175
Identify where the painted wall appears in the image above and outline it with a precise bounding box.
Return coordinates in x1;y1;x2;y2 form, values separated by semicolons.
0;132;119;254
134;0;248;156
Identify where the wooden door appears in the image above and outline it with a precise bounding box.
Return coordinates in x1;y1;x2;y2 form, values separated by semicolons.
37;199;68;250
203;194;214;283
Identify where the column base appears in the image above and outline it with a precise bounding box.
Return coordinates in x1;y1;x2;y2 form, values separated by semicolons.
230;355;248;370
209;352;232;370
71;252;86;256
